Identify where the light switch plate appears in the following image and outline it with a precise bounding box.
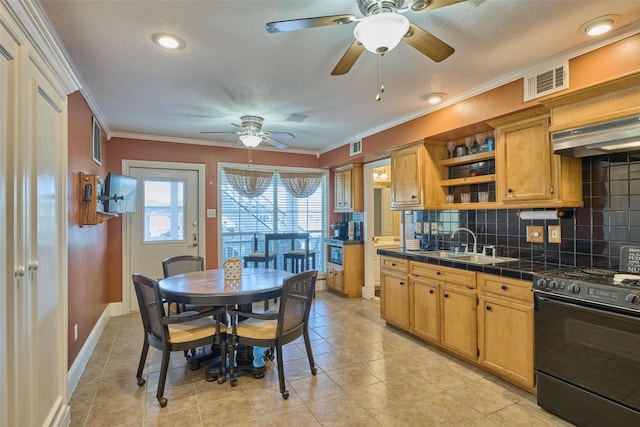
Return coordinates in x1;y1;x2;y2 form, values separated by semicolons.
548;225;561;243
206;209;216;218
431;222;438;235
423;222;430;234
415;222;422;234
526;226;544;243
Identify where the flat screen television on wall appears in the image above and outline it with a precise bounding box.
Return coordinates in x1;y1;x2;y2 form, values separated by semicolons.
101;173;138;214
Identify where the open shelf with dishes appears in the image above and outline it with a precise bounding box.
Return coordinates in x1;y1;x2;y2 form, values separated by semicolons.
438;138;497;208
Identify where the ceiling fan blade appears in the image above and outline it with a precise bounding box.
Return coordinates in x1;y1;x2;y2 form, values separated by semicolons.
263;131;295;140
408;0;465;13
266;14;358;33
263;137;288;150
200;130;243;135
403;23;454;62
331;40;365;76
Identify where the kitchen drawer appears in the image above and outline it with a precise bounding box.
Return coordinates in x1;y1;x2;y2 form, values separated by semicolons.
381;256;408;273
478;274;532;303
410;261;476;288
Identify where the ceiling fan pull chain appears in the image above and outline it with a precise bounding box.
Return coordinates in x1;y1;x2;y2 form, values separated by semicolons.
376;53;385;101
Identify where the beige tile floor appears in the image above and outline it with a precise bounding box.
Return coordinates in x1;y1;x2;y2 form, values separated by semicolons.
70;291;573;427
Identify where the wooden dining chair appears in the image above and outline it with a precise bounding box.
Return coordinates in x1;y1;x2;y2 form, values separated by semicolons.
226;270;318;399
132;274;226;407
162;255;217;314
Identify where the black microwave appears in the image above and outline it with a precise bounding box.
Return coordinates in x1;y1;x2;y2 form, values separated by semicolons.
328;245;343;265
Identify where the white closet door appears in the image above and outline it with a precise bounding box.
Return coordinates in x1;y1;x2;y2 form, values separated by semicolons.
0;20;17;427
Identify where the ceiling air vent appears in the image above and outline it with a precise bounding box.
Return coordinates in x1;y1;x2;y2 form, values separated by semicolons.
350;140;362;156
524;62;568;101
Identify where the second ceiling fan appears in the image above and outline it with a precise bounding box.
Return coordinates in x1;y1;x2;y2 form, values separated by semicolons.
266;0;463;75
201;115;294;149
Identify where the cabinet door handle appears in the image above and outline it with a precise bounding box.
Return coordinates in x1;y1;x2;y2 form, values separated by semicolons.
443;293;449;298
411;195;417;199
436;271;441;276
429;289;434;294
507;188;513;193
501;284;508;290
28;261;39;271
399;281;405;285
391;263;396;267
486;305;492;311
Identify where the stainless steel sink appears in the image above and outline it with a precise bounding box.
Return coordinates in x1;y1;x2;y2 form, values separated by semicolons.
419;250;518;265
452;254;519;265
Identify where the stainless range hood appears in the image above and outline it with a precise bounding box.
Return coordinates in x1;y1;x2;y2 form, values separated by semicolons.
552;114;640;157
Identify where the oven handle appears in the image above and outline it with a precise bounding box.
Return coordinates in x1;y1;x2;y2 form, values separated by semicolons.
535;292;638;319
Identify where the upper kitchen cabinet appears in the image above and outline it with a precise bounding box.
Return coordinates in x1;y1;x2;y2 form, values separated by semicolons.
542;72;640;133
389;141;447;210
490;107;583;208
333;164;363;212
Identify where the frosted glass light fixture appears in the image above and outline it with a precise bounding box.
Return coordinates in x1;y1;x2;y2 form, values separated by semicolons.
354;13;409;54
239;134;261;148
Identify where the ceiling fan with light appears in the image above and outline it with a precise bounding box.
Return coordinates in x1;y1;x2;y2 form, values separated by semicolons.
201;115;294;149
266;0;463;76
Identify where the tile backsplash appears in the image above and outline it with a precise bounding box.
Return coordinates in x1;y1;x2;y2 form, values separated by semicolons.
415;152;640;270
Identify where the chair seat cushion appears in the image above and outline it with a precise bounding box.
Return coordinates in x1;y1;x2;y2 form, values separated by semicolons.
245;252;275;258
235;318;277;340
168;315;222;343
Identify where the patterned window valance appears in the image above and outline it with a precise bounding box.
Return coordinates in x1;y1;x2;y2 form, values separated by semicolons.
223;167;274;198
280;172;324;198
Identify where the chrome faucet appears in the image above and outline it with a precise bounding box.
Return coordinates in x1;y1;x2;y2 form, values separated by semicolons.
451;227;477;254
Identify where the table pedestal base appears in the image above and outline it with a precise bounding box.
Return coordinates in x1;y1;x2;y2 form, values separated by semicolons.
187;345;220;370
204;345;267;383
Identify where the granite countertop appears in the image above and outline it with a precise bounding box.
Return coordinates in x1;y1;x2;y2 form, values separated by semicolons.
377;247;557;282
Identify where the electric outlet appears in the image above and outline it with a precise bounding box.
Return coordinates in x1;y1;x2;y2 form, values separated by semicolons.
206;209;216;218
74;324;78;341
423;222;430;234
431;222;438;235
548;225;561;243
415;222;422;234
526;226;544;243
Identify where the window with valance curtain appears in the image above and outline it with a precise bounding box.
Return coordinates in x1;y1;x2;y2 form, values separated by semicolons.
220;167;327;271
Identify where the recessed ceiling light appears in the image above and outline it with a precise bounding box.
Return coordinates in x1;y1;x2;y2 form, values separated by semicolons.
579;15;619;37
152;33;186;50
427;93;445;104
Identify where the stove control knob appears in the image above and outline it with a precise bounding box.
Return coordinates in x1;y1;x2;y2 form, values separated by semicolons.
567;284;581;294
625;294;640;305
549;280;560;290
535;278;547;289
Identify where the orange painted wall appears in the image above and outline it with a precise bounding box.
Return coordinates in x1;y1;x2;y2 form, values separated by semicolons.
67;92;109;367
104;138;321;301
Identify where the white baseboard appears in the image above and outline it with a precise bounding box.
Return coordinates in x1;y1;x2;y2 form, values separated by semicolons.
67;304;113;397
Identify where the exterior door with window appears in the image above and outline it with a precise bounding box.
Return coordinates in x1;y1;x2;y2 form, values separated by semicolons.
128;166;201;310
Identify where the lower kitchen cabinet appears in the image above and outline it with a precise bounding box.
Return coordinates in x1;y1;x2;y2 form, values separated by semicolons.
380;257;409;329
440;283;477;359
326;242;363;298
411;278;440;342
477;274;535;389
326;262;344;293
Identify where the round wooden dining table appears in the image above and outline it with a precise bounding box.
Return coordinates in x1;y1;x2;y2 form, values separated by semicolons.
158;267;292;306
158;267;293;381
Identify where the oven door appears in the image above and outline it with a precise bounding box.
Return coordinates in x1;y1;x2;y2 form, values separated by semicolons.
534;292;640;416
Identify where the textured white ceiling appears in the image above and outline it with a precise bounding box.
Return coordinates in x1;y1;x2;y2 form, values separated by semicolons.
38;0;640;155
